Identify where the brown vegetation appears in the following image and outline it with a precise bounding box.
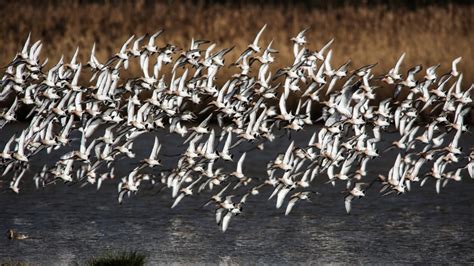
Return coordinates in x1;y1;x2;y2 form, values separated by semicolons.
0;1;473;85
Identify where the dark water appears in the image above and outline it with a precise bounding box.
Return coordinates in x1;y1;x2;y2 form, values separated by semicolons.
1;124;473;264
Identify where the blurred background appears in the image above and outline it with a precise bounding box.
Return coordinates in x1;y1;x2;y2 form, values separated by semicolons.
0;0;473;84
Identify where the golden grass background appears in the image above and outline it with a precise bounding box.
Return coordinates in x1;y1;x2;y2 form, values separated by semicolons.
1;1;473;86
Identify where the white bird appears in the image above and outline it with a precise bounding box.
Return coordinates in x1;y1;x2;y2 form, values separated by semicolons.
10;168;27;194
221;203;242;232
384;53;405;83
13;131;28;162
231;152;247;180
142;136;161;167
345;183;366;214
273;141;294;171
291;28;309;57
0;135;15;160
171;177;203;209
285;191;313;216
248;24;267;53
218;131;233;161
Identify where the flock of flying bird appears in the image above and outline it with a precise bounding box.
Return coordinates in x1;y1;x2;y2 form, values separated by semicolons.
0;25;473;232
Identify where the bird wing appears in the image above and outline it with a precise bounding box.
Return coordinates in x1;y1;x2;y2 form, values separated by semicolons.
252;24;267;48
216;208;224;224
276;187;290;209
222;131;232;153
120;35;135;54
324;49;333;72
222;212;233;232
344;194;354;214
451;57;462;74
171;193;185;209
285;197;298;216
393;52;406;76
283;141;294;164
237;152;247;175
149;136;159;160
319;38;334;56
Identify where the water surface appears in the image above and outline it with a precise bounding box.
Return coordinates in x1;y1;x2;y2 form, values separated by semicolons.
1;124;473;264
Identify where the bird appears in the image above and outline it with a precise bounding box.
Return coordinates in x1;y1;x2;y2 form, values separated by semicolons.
141;136;162;168
218;131;234;161
344;183;366;214
231;152;248;183
383;53;405;84
285;191;315;216
6;229;28;240
171;177;203;209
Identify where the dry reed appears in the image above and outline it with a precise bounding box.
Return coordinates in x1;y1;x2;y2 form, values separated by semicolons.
0;1;472;85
